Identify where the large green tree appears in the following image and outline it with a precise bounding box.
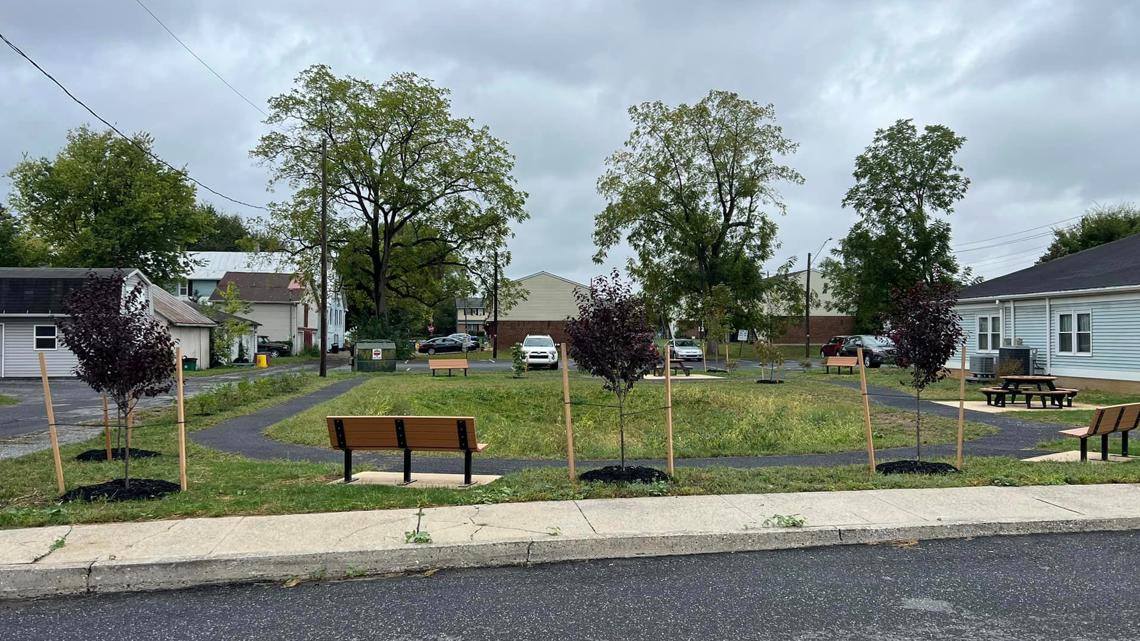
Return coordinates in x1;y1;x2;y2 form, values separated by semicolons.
7;126;206;283
594;91;803;329
821;119;970;331
1038;203;1140;263
253;65;528;320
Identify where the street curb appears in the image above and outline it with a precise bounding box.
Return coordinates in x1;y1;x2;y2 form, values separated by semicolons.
6;515;1140;600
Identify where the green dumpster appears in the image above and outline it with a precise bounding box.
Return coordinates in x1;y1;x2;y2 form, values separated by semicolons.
354;340;397;372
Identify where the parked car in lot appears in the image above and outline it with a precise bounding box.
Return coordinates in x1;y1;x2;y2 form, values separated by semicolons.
447;333;480;351
820;335;849;359
520;334;559;369
417;337;464;355
668;338;704;362
839;335;896;368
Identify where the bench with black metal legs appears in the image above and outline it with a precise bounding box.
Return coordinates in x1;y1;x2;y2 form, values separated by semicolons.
326;415;487;484
1057;403;1140;462
429;358;469;377
824;356;858;374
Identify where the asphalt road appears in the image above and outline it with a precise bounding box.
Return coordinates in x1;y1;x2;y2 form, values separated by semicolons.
4;531;1137;640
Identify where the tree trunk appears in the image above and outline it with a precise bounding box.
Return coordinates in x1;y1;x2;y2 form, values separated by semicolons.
915;389;922;461
618;394;626;470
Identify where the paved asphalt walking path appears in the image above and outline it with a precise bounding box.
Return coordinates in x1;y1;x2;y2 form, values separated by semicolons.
4;483;1140;600
5;530;1137;640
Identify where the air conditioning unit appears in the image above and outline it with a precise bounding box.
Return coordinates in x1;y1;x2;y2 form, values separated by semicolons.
970;355;996;379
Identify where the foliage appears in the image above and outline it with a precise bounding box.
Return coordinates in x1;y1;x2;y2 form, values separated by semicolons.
58;272;176;487
884;278;964;460
188;204;283;252
510;343;526;377
352;315;414;359
594;90;804;328
755;342;786;382
254;65;528;320
1038;203;1140;263
0;204;44;267
566;271;660;468
7;126;206;284
207;282;253;366
763;513;806;528
821;119;970;331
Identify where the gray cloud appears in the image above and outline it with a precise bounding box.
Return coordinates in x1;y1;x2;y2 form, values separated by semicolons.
1;0;1138;285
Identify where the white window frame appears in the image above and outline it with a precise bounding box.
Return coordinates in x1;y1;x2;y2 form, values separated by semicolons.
177;281;189;297
33;324;58;351
1056;310;1092;357
977;314;1001;353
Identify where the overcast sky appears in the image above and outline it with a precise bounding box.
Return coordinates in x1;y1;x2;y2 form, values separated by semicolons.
2;0;1138;284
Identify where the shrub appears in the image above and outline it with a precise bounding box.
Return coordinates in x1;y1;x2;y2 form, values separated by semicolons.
510;343;526;377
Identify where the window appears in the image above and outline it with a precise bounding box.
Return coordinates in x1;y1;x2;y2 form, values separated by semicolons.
177;281;189;297
1057;312;1092;355
34;325;57;350
977;315;1000;352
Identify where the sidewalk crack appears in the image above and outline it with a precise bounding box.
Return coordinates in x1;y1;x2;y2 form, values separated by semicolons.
32;525;73;563
1032;497;1086;515
574;501;598;534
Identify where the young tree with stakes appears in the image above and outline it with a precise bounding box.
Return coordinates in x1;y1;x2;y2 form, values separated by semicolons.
59;273;176;488
884;278;964;462
566;271;659;469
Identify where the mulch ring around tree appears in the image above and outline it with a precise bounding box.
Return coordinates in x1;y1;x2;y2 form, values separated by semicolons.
876;460;960;475
74;448;162;462
61;479;180;503
579;465;671;484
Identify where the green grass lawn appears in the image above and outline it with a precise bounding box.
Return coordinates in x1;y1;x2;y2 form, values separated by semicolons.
0;394;16;406
265;369;995;459
184;355;322;377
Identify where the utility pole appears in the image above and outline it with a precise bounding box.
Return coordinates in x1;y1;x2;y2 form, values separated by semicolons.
492;250;500;360
319;138;328;378
805;237;832;360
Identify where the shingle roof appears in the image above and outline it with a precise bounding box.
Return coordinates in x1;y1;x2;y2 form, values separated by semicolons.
150;286;215;327
187;301;260;327
960;232;1140;300
0;268;135;315
187;251;297;280
208;272;305;303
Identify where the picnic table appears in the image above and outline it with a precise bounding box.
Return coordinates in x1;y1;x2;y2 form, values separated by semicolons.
980;375;1079;409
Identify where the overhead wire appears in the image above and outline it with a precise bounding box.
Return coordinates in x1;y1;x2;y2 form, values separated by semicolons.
0;29;267;211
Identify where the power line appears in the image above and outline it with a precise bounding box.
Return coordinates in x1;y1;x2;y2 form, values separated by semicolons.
952;213;1083;250
0;30;266;211
953;229;1056;254
132;0;268;117
970;244;1051;268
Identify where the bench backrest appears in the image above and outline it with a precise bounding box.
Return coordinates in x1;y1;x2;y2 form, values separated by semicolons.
326;416;479;451
826;356;858;366
1085;403;1140;437
429;358;469;369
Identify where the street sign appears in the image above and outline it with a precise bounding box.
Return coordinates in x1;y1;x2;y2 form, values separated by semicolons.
737;329;748;342
371;348;383;360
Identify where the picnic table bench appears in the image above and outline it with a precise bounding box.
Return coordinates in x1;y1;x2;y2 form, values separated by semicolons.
981;374;1079;408
1057;403;1140;461
654;358;692;377
326;415;487;485
429;357;469;377
824;356;857;374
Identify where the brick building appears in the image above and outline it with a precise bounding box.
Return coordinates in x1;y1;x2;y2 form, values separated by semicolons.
487;271;587;348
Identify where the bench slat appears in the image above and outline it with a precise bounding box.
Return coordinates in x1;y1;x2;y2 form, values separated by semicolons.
326;415;480;451
429;359;469;368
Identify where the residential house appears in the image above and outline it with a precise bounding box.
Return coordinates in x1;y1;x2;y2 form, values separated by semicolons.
209;272;320;354
952;233;1140;392
487;271;587;347
455;297;487;335
0;268;214;377
188;301;261;364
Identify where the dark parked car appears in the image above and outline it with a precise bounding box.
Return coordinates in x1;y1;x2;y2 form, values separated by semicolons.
839;335;896;368
417;337;464;355
820;335;849;359
256;336;291;357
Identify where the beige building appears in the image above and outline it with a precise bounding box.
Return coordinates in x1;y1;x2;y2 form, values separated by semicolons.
489;271;587;347
773;268;854;344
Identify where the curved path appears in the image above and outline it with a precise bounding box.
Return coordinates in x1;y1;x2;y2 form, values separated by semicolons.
192;378;1070;476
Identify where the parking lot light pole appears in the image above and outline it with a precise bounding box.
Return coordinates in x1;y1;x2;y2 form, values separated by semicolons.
805;237;831;360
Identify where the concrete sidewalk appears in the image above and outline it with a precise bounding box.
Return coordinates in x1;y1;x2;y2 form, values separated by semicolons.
4;483;1140;599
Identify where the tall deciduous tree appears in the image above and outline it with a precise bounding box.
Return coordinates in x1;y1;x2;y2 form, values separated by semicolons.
253;65;528;321
59;272;176;488
7;126;206;283
594;90;804;330
885;278;964;462
566;271;659;469
188;204;283;253
821;119;970;331
1038;203;1140;264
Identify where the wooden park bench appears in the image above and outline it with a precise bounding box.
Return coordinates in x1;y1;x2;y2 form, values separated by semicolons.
326;415;487;484
1057;402;1140;462
654;358;692;377
429;357;469;377
824;356;858;374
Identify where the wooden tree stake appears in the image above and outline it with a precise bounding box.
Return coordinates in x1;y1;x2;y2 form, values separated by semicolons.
857;347;876;473
560;342;576;481
664;347;675;476
176;347;188;491
102;395;112;462
38;352;65;495
957;342;967;469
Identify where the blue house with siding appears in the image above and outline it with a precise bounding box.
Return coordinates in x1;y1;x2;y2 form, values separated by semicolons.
952;233;1140;392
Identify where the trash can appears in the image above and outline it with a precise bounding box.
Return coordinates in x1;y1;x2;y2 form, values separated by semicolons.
255;353;270;369
182;357;198;371
998;346;1032;376
354;340;397;372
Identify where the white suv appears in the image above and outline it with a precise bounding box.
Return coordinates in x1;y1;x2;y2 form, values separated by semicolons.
520;335;559;369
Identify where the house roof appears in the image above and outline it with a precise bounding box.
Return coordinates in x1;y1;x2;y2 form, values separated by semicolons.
960;232;1140;301
188;301;260;327
0;268;141;315
209;272;305;304
515;271;588;289
187;251;297;281
150;286;216;327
